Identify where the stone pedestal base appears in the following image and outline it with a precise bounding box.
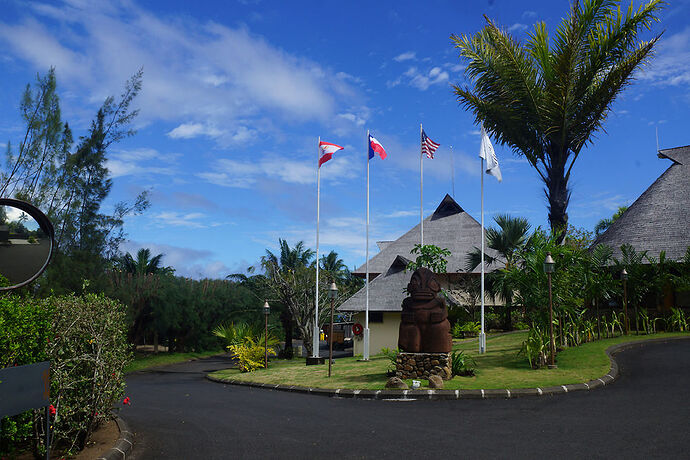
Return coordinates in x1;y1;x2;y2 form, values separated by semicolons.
395;352;452;380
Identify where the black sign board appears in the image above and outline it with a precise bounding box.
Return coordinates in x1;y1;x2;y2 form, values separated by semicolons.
0;361;50;418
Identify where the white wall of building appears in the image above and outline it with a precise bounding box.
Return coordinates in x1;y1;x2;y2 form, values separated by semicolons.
352;312;401;356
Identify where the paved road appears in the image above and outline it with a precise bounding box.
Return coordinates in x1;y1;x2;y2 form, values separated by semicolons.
123;339;690;459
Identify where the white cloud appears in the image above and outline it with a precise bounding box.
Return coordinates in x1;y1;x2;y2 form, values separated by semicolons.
382;210;417;218
394;51;416;62
395;66;450;91
639;28;690;87
106;147;179;178
119;240;231;279
508;23;528;33
522;11;537;19
197;151;360;188
0;0;367;144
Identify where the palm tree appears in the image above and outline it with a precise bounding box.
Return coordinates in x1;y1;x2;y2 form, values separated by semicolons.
594;206;628;236
320;250;348;282
261;239;316;356
452;0;663;239
118;248;173;275
466;214;531;330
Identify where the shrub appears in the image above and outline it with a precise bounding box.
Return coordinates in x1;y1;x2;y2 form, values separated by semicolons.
450;350;476;377
452;321;481;338
380;347;400;375
0;296;54;457
230;339;276;372
46;294;131;455
518;325;549;368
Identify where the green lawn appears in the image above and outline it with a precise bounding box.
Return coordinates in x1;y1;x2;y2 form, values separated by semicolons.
125;350;224;373
208;332;690;390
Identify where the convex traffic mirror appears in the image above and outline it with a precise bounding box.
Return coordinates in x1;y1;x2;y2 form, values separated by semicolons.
0;198;54;291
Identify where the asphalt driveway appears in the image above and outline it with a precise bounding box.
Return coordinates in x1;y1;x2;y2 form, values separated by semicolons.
123;339;690;459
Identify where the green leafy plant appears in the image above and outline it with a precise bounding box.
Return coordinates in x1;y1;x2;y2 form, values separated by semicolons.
452;321;481;338
667;308;688;332
380;347;400;375
407;244;451;273
518;325;549;368
229;337;276;372
450;350;477;377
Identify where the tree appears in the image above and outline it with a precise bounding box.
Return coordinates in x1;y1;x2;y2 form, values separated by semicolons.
407;244;452;273
262;239;316;356
594;206;629;236
452;0;663;239
117;248;174;275
320;250;348;282
466;214;532;330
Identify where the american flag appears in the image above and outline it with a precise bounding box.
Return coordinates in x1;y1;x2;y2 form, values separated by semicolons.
421;129;440;159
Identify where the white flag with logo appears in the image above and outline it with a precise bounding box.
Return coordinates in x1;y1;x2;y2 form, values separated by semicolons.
479;125;502;182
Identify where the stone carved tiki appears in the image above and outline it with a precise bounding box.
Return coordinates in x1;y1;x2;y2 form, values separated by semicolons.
398;267;452;353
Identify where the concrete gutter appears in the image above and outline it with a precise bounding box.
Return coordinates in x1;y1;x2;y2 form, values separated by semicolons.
97;416;134;460
206;335;690;400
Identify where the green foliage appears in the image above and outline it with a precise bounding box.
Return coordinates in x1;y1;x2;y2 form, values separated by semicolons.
452;321;481;338
667;308;688;332
452;0;664;236
407;244;451;273
594;206;628;236
0;294;130;457
229;338;277;373
46;294;130;455
380;347;400;374
450;350;476;376
518;325;549;369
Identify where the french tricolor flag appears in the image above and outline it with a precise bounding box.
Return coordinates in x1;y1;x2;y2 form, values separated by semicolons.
368;135;387;160
318;141;344;167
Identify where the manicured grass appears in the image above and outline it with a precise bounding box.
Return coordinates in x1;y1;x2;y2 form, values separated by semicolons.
125;350;224;373
208;332;690;390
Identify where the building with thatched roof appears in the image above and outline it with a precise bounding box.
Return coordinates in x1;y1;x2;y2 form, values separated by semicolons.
339;194;501;355
593;145;690;310
594;145;690;262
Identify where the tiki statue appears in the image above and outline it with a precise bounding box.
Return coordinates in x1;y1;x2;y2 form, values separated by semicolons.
398;267;452;353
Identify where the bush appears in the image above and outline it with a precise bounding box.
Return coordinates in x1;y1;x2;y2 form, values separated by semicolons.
0;294;131;457
47;294;131;454
518;325;549;368
380;347;400;375
230;339;276;372
450;350;476;376
452;321;481;338
0;296;54;457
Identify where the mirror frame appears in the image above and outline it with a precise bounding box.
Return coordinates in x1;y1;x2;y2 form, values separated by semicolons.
0;198;55;291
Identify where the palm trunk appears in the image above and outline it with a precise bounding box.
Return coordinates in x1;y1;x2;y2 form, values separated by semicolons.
545;149;570;243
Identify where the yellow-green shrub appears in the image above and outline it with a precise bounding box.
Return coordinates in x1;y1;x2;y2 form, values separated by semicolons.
229;339;276;372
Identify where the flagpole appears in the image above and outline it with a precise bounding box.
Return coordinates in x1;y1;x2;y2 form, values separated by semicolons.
480;148;486;354
313;136;321;358
420;123;424;247
364;129;370;361
450;145;455;199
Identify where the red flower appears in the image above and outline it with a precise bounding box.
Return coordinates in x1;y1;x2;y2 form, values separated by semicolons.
49;405;56;416
123;397;131;405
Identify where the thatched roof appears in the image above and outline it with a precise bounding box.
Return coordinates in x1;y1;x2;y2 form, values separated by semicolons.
354;194;499;276
338;255;410;312
593;145;690;261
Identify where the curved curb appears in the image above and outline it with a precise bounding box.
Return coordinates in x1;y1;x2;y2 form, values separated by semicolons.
96;416;134;460
207;336;690;401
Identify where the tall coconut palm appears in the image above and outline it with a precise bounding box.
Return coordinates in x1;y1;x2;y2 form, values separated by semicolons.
320;250;348;282
452;0;663;239
118;248;173;275
466;214;532;329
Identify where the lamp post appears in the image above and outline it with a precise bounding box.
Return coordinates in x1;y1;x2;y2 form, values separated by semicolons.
621;269;629;335
543;252;557;369
327;281;338;378
263;300;270;368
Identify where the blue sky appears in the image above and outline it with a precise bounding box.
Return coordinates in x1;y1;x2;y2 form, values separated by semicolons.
1;0;689;278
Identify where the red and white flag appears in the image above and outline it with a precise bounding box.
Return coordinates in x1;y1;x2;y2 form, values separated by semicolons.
318;141;344;167
368;135;387;160
421;129;440;159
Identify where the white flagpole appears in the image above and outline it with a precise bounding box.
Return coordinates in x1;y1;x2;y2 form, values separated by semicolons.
479;145;486;354
420;123;424;247
450;145;455;199
313;137;321;358
364;129;370;361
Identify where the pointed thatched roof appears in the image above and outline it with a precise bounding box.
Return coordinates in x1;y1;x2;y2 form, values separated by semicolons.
338;255;410;312
354;194;498;276
593;145;690;261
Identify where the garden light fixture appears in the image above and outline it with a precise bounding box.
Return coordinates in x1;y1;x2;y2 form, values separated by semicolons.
544;252;557;368
328;281;338;377
264;301;270;368
621;269;629;335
